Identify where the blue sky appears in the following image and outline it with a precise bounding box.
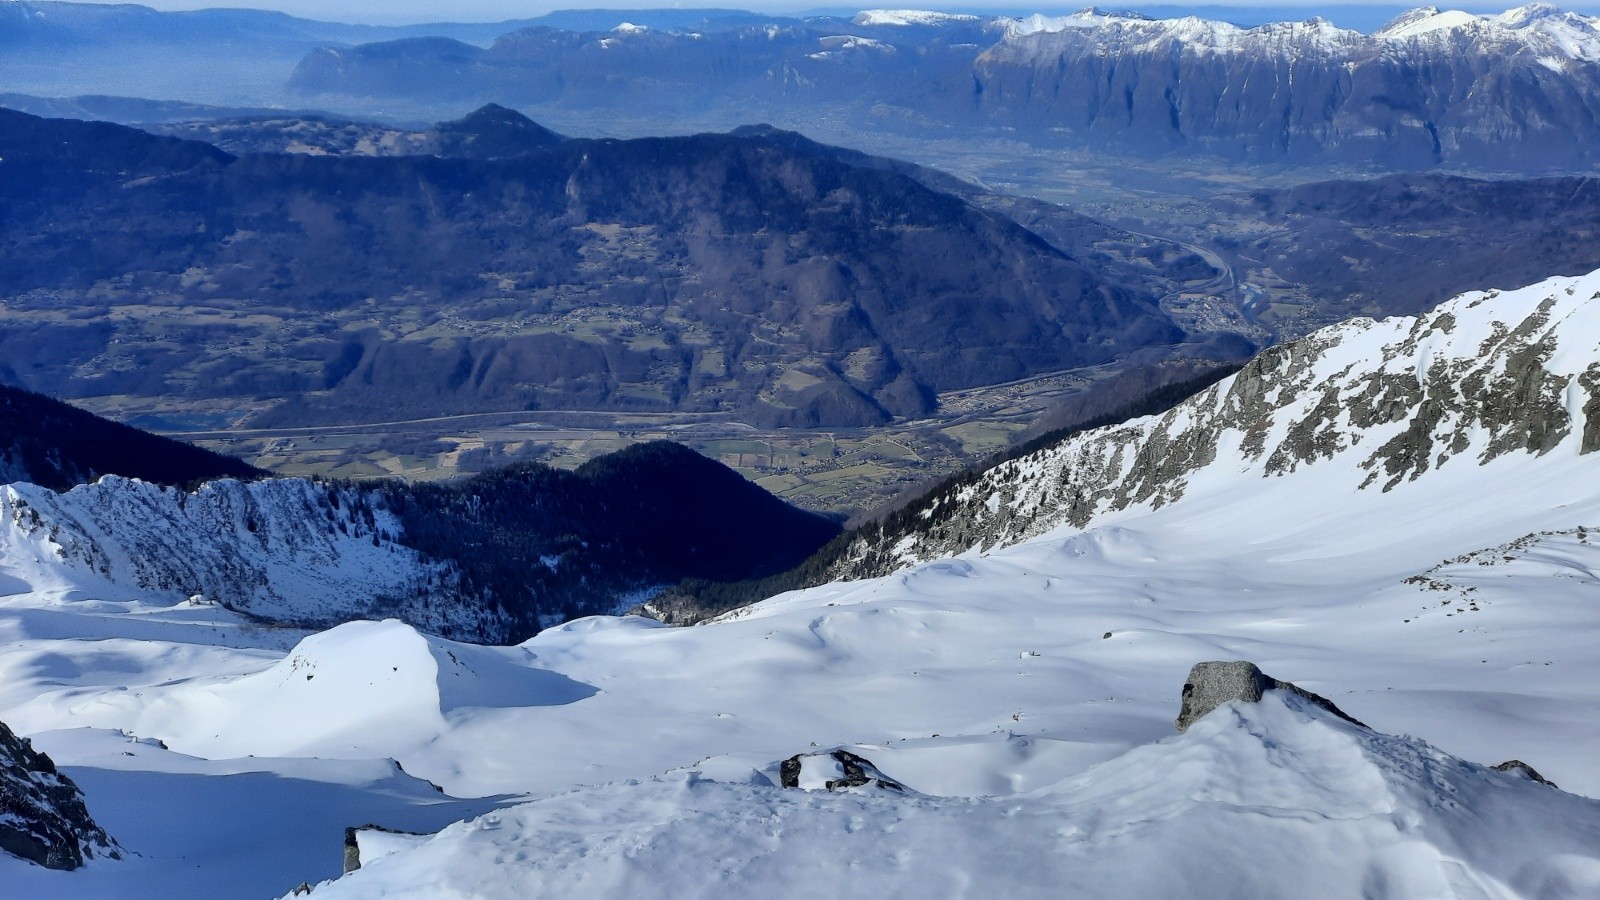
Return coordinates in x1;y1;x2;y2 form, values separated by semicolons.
53;0;1599;26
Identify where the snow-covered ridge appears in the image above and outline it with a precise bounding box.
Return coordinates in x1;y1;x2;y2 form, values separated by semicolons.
0;476;492;636
853;9;981;27
298;691;1600;898
991;3;1600;62
832;269;1600;574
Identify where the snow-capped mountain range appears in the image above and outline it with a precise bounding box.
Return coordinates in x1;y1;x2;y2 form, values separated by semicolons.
4;262;1600;895
268;3;1600;168
998;3;1600;61
972;4;1600;166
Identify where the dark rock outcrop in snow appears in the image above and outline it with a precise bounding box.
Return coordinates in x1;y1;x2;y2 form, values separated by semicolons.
1175;661;1367;733
779;749;907;793
0;718;119;870
1493;759;1558;789
343;824;428;874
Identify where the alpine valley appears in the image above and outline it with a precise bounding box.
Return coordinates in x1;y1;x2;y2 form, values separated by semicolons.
3;3;1600;900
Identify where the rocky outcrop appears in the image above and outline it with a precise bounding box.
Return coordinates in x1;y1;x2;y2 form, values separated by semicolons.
1174;661;1366;733
343;824;429;874
1493;759;1559;788
778;749;907;793
0;719;119;870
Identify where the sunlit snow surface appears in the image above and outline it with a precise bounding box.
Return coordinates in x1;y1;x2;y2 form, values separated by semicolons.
4;274;1600;896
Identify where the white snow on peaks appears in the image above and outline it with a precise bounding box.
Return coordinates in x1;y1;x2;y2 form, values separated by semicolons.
996;8;1365;57
1376;2;1600;59
1377;6;1484;38
810;34;896;59
994;4;1600;62
852;9;980;27
611;22;647;33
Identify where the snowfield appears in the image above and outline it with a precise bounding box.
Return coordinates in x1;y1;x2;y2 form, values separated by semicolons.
3;272;1600;896
310;695;1600;899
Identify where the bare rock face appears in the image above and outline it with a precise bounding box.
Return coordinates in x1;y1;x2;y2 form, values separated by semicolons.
778;749;907;793
0;719;119;870
1175;661;1367;733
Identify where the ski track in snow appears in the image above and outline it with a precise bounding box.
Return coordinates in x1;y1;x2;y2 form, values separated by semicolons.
2;270;1600;896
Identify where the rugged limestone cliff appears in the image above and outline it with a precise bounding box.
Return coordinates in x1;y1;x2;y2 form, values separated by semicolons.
975;5;1600;168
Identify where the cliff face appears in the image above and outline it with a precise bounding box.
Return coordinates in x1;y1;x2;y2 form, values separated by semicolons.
970;5;1600;167
819;269;1600;582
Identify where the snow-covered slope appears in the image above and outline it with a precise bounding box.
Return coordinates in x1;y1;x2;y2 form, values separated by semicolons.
2;619;594;762
5;273;1600;896
1377;3;1600;61
304;693;1600;899
827;269;1600;577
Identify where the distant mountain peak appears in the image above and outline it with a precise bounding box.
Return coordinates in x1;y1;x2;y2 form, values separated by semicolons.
440;102;552;134
432;103;563;157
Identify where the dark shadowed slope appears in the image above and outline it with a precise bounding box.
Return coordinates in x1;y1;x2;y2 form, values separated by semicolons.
0;384;263;491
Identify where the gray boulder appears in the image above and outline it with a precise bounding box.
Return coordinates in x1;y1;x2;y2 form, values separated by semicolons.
0;718;119;870
1175;661;1367;733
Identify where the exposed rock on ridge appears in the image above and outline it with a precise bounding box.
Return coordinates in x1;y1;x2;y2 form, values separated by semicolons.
1493;759;1558;788
1175;661;1366;732
817;269;1600;581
